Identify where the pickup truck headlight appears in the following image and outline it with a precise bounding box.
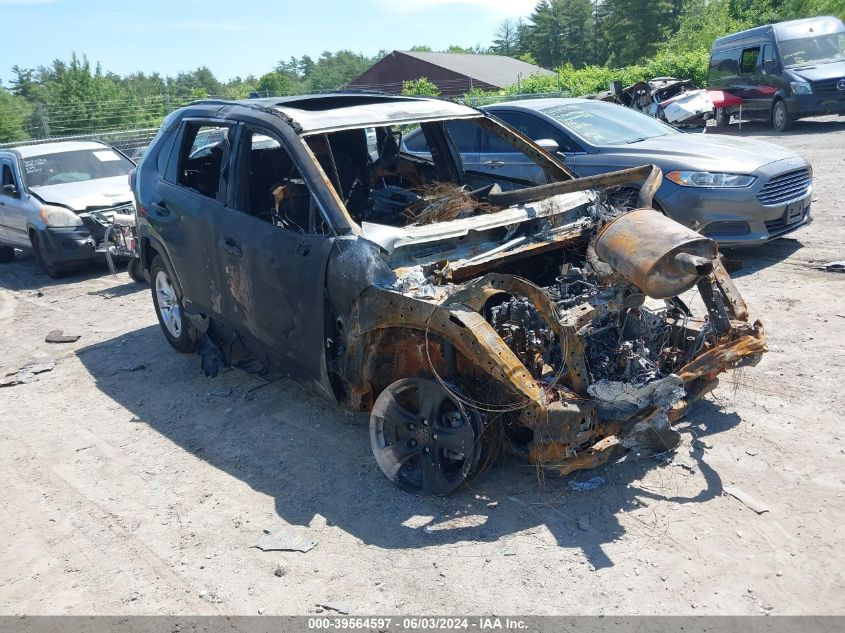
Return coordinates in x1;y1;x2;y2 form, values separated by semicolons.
666;171;756;188
39;204;83;228
790;81;813;95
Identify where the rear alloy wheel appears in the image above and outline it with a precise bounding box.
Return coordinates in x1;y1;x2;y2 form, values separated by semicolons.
0;245;14;263
370;377;484;496
150;255;196;352
772;100;793;132
30;232;64;279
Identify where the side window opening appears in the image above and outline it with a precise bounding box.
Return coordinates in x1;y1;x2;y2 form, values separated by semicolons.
762;44;778;72
243;131;329;235
2;163;16;189
178;123;230;199
493;111;581;153
740;47;760;75
709;49;740;81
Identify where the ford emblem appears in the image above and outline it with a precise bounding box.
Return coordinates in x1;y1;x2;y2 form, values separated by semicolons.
838;78;845;91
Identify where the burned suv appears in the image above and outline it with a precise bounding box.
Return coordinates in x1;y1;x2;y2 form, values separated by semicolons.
132;94;766;495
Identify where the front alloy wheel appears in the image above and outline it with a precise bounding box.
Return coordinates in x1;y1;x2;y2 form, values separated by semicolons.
370;378;484;496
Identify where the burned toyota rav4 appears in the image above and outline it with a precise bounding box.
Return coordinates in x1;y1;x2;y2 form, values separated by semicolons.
132;94;766;495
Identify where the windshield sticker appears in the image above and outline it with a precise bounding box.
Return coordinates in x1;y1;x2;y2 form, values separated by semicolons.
24;158;48;174
543;106;603;141
94;150;121;162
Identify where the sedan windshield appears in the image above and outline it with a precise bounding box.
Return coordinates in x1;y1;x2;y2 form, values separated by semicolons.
540;101;678;145
23;148;134;187
779;32;845;67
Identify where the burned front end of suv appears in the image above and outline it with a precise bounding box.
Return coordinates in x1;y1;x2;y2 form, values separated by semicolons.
142;96;767;495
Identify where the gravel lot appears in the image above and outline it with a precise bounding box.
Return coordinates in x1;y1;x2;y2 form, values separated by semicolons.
1;116;843;616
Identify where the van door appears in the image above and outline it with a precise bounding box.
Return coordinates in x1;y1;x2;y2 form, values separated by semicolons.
757;43;782;108
737;45;766;113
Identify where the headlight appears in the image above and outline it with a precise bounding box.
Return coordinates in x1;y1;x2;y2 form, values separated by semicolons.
39;204;83;228
666;171;756;188
790;81;813;95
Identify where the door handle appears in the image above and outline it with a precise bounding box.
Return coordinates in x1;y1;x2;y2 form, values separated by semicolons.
218;237;242;258
483;160;505;169
153;201;171;216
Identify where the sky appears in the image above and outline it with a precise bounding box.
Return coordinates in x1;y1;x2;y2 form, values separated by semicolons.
0;0;537;83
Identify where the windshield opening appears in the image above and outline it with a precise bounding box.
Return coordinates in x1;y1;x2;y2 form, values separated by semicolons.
540;102;677;145
302;116;568;229
779;32;845;67
23;148;134;187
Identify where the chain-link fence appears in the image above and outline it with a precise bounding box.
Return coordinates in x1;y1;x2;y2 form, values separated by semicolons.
0;91;570;156
0;127;160;159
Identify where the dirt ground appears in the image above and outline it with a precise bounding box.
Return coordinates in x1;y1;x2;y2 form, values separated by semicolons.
1;116;844;617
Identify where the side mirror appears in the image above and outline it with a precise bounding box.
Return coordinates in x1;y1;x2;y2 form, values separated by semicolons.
535;138;560;153
2;184;18;197
763;60;778;74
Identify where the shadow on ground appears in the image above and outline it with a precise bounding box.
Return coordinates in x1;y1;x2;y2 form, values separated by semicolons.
709;116;845;138
0;249;139;292
724;237;806;278
76;323;741;570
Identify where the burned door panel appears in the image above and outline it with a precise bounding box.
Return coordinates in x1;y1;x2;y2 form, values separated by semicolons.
215;126;336;392
212;209;335;391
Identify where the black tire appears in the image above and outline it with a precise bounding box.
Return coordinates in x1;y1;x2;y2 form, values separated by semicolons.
30;231;64;279
150;255;196;352
772;100;793;132
127;258;146;284
0;245;15;263
714;108;729;129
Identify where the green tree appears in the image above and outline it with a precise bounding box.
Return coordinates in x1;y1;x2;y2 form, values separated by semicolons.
304;50;375;91
663;0;747;54
167;66;223;99
224;75;259;99
401;77;441;96
601;0;676;66
0;88;29;142
525;0;596;69
255;71;298;96
38;53;140;135
492;19;521;56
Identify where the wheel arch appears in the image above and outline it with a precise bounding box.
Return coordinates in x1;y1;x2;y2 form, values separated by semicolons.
338;283;546;418
142;236;183;298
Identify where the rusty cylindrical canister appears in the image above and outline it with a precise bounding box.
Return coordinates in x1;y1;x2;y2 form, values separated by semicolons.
594;209;718;299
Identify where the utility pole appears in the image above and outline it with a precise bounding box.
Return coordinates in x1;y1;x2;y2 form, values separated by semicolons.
36;103;50;138
594;0;599;66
